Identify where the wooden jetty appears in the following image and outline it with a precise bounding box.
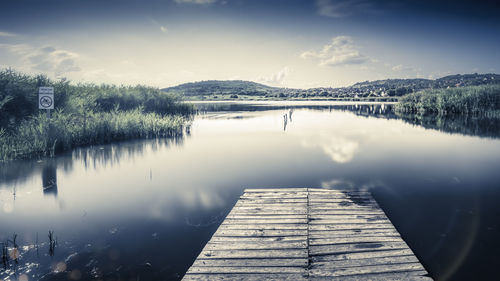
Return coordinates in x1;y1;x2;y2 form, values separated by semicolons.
183;188;432;280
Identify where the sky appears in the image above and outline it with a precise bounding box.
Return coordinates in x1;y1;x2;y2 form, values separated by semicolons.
0;0;499;89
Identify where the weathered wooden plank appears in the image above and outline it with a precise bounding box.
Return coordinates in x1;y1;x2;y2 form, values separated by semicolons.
235;204;307;208
198;249;309;259
308;195;374;198
308;189;371;194
209;236;307;243
235;204;308;209
309;229;400;239
310;236;403;245
309;209;385;215
226;215;307;220
192;258;308;268
239;198;308;203
310;255;420;269
224;218;308;224
229;210;309;215
242;191;308;196
309;223;395;231
183;273;308;281
202;241;307;251
309;272;431;281
309;204;379;210
309;241;410;256
187;266;307;274
235;201;306;205
309;218;390;224
245;188;308;192
308;192;372;197
229;208;308;213
309;214;388;220
309;263;426;277
214;229;308;237
308;200;375;205
231;205;307;209
311;249;416;262
218;224;308;230
240;197;308;200
241;196;308;200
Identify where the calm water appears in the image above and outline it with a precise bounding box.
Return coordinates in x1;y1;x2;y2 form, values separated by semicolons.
1;101;500;281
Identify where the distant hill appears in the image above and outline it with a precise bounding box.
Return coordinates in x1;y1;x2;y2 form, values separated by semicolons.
161;80;279;97
352;74;500;89
162;73;500;99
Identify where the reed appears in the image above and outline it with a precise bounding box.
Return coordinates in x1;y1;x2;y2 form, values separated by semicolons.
395;84;500;116
0;69;194;160
0;109;188;160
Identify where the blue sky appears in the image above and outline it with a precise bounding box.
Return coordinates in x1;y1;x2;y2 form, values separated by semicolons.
0;0;499;88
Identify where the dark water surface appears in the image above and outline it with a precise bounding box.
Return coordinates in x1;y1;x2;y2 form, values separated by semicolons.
1;101;500;281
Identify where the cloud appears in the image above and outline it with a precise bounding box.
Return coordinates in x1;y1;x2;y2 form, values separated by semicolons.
174;0;217;4
391;64;419;72
300;36;370;67
0;31;16;37
391;64;404;71
258;67;290;86
320;178;388;192
316;0;379;18
302;135;359;164
160;26;168;33
0;43;81;76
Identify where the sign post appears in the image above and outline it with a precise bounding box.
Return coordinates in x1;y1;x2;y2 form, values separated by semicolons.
39;87;54;118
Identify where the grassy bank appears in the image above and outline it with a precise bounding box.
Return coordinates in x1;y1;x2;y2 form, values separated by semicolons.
395;84;500;116
0;69;193;160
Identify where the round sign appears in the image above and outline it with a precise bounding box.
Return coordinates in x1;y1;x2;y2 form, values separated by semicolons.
40;95;53;108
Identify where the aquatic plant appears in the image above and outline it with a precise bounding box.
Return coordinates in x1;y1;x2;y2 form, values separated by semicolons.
0;69;194;160
48;230;56;257
395;84;500;116
11;234;18;264
1;241;8;269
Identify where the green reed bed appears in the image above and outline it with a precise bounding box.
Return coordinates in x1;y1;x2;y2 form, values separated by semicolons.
0;109;188;160
395;84;500;116
0;69;193;160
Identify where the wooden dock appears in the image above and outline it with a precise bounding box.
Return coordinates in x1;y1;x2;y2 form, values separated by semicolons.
183;188;432;280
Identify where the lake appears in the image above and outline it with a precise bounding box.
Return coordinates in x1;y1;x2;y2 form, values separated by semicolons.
1;101;500;281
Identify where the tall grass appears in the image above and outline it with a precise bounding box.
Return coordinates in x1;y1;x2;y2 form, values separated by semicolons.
395;84;500;115
0;69;193;160
0;108;188;160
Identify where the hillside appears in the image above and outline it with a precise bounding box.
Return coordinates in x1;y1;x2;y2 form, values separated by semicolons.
162;80;280;97
162;73;500;99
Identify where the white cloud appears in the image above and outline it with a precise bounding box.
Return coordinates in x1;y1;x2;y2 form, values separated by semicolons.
0;31;16;37
316;0;377;18
302;135;359;164
258;67;290;86
391;64;419;72
300;36;370;67
392;64;404;71
0;43;81;76
160;26;168;33
174;0;217;4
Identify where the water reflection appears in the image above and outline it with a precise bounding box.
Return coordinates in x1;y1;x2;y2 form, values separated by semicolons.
396;113;500;139
195;101;500;139
42;161;58;197
0;136;186;192
1;101;500;281
302;136;359;163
